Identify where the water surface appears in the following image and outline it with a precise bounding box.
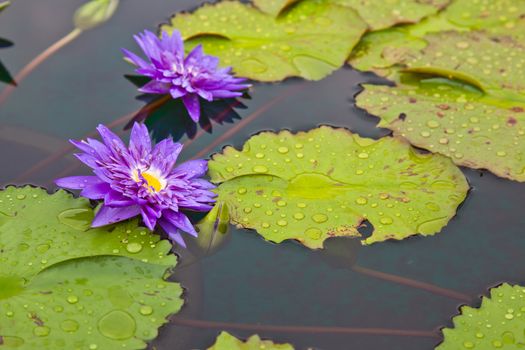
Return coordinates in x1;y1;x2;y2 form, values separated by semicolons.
2;1;525;349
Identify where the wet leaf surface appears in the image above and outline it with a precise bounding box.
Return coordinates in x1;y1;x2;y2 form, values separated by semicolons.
356;31;525;182
209;126;468;248
334;0;449;30
0;187;182;349
437;283;525;349
162;0;367;81
207;331;294;350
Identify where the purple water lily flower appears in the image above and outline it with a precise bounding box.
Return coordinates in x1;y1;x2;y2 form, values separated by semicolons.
55;122;216;247
122;29;250;122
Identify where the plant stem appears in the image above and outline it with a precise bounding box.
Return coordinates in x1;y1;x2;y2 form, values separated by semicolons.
352;265;471;302
0;28;83;105
14;95;169;183
170;317;440;338
190;83;307;160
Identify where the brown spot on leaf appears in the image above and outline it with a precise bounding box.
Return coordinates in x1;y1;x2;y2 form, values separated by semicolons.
437;104;450;110
255;190;264;195
30;313;44;326
511;107;523;113
507;117;517;126
409;97;417;103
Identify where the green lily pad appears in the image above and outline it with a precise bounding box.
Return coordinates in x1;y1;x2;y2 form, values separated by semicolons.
0;186;174;280
404;31;525;100
444;0;525;30
0;187;183;349
161;0;367;81
208;126;468;248
335;0;450;31
437;283;525;349
252;0;301;17
347;1;525;77
207;331;294;350
356;78;525;181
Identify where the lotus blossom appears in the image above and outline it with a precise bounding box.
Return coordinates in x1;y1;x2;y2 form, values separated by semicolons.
55;122;216;247
122;29;250;122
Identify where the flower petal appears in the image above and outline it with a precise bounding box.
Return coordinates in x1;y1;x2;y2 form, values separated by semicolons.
163;210;198;237
158;219;186;247
92;205;141;227
80;182;111;200
129;122;152;159
55;176;102;190
172;159;208;179
182;94;201;122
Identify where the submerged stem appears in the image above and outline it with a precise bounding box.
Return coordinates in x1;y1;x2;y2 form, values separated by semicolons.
352;265;471;302
14;96;169;183
0;28;83;105
171;316;440;338
190;83;307;160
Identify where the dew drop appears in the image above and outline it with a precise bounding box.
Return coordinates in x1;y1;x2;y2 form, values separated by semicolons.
139;305;153;316
255;152;264;159
380;217;393;225
61;319;80;333
58;208;93;231
97;310;136;340
502;331;515;344
126;242;143;254
277;146;289;154
16;194;26;200
462;341;474;349
240;58;267;73
276;200;287;207
427;120;440;128
67;295;79;304
36;244;50;253
252;165;268;173
33;326;50;337
312;214;328;223
305;228;322;240
358;152;369;159
420;131;431;137
277;219;288;227
237;187;247;194
293;213;305;220
355;197;368;205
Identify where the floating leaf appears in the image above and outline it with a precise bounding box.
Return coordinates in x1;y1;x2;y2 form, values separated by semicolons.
347;1;525;76
162;0;367;81
404;31;525;100
74;0;119;30
0;187;183;349
207;331;294;350
437;283;525;349
444;0;525;30
334;0;450;30
208;127;468;248
252;0;300;16
356;37;525;182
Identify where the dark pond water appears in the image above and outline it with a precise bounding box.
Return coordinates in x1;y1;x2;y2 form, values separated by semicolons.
2;1;525;349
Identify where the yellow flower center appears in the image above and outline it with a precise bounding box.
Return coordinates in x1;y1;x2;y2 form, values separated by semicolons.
132;169;165;193
141;172;164;192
